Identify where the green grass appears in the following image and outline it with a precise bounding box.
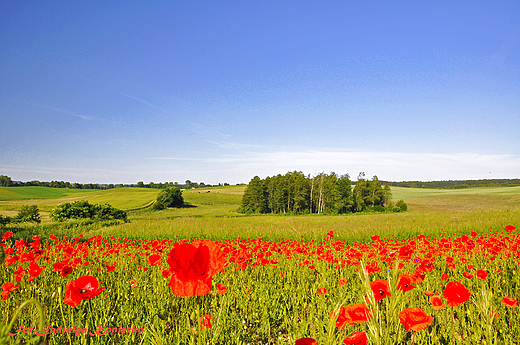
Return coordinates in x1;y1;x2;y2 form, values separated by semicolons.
1;185;520;244
0;186;99;201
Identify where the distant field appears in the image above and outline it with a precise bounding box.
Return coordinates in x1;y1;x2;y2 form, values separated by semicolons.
0;186;99;201
1;185;519;243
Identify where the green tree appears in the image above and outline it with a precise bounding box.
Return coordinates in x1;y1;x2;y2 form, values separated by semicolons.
0;175;12;187
153;187;184;210
240;176;267;214
14;205;41;223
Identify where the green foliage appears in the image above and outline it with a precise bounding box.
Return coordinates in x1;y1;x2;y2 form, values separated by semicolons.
240;172;356;215
50;200;127;222
153;187;184;210
0;214;11;226
0;175;12;187
353;174;391;212
13;205;41;223
396;199;408;211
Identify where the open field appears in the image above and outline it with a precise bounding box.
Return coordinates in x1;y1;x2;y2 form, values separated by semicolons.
1;185;519;242
1;185;520;344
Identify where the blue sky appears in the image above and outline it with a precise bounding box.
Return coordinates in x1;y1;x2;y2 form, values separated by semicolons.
1;1;519;185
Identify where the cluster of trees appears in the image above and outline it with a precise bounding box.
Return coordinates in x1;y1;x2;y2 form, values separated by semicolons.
50;201;127;222
240;172;394;215
384;179;520;189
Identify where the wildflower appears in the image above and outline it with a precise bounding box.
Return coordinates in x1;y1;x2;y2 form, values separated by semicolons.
343;332;368;345
335;304;373;329
148;254;162;266
443;281;471;307
1;282;19;301
166;239;226;297
505;225;516;233
2;231;13;242
370;279;391;302
441;273;449;281
399;307;433;331
397;274;416;292
398;245;414;261
199;314;212;330
429;295;445;310
216;283;227;295
501;296;518;308
28;262;43;281
64;275;105;307
338;278;348;286
318;288;327;295
476;269;488;280
463;272;473;279
295;338;317;345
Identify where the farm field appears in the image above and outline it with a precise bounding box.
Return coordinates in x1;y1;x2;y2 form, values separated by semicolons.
1;185;519;344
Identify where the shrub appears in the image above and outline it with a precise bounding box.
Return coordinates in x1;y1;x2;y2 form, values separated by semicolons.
0;215;11;226
51;201;127;222
154;187;184;210
13;205;41;223
396;199;408;212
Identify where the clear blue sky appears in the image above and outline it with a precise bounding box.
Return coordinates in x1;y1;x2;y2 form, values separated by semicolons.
1;1;519;185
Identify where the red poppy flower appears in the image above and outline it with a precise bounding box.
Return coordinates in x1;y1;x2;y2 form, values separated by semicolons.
370;279;391;302
501;296;518;308
295;338;318;345
148;254;162;266
216;283;227;294
505;225;516;233
476;269;488;280
399;307;433;331
199;314;212;330
343;332;368;345
60;265;73;277
64;275;105;307
338;278;348;286
166;239;226;297
335;304;373;329
463;272;473;279
397;274;416;292
398;245;414;261
28;262;43;281
2;231;13;242
318;288;327;295
441;274;449;281
429;295;445;310
1;282;19;301
443;281;471;307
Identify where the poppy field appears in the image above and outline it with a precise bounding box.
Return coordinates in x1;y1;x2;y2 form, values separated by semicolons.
1;223;519;344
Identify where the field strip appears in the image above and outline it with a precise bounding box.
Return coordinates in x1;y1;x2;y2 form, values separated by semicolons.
0;194;100;206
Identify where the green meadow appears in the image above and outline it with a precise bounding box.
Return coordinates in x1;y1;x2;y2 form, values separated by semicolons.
1;184;520;344
1;185;519;243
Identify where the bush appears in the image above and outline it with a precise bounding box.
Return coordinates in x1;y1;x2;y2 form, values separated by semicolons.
154;187;184;210
396;199;408;212
0;215;11;226
13;205;41;223
51;201;127;222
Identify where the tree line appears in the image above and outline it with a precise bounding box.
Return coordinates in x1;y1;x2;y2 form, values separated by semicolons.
383;179;520;189
0;175;230;190
239;172;394;214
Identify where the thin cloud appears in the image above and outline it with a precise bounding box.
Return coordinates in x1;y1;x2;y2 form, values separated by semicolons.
116;92;171;114
8;99;93;120
204;149;520;181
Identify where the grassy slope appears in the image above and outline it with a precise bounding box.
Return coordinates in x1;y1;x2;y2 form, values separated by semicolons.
1;185;519;243
0;186;99;201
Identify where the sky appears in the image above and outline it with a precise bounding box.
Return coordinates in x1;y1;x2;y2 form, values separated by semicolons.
1;1;519;185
